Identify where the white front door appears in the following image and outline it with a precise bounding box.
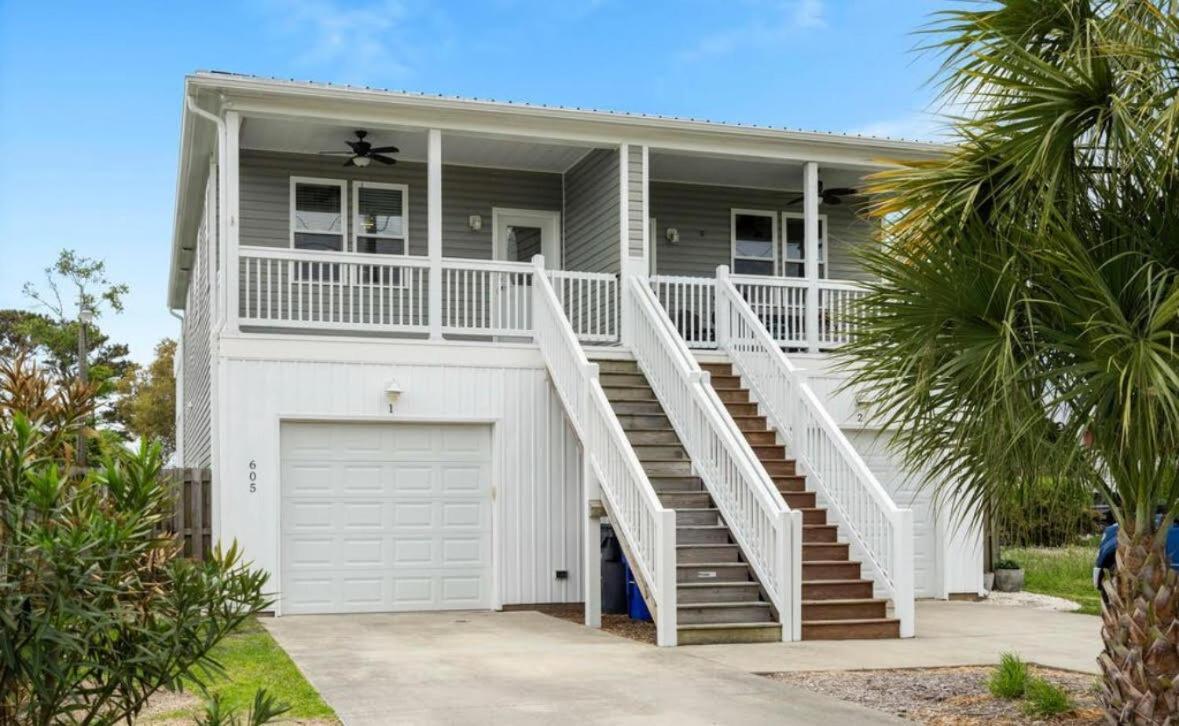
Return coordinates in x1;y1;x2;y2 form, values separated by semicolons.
491;209;561;335
280;421;493;615
492;208;561;268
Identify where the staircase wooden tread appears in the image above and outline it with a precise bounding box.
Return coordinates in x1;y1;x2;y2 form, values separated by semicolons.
803;578;874;585
676;562;750;568
677;622;781;631
678;601;770;609
801;598;887;605
677;581;760;588
801;617;899;626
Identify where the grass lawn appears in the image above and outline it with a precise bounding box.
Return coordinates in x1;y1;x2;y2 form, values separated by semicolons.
1005;543;1102;616
146;618;337;723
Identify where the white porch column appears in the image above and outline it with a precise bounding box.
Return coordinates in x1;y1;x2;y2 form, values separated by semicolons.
427;129;443;340
582;361;602;628
803;161;820;352
224;111;242;335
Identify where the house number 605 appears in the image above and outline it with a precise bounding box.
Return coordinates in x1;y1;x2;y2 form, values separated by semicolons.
248;459;257;493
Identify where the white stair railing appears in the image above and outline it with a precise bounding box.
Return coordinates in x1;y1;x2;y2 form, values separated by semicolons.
531;257;678;646
624;275;802;641
716;266;914;637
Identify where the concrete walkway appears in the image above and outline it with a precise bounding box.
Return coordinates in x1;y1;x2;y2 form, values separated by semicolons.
263;610;905;725
680;600;1102;675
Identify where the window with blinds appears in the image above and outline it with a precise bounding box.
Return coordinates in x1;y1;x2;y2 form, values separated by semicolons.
291;180;345;251
354;182;407;255
731;210;777;276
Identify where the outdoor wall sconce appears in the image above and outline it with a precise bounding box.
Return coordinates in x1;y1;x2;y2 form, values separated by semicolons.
665;227;680;245
468;214;483;231
385;380;403;411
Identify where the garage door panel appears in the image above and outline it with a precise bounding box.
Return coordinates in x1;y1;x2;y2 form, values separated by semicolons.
392;465;434;493
281;422;492;614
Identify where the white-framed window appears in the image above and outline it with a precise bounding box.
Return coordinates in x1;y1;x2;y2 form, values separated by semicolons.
782;211;827;278
730;209;778;276
290;177;346;252
352;181;408;255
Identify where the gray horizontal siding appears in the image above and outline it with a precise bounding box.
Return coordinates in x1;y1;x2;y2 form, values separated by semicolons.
627;145;645;258
240;150;561;259
649;181;876;281
562;149;619;274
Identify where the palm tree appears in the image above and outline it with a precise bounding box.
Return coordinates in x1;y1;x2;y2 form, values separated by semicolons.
841;1;1179;721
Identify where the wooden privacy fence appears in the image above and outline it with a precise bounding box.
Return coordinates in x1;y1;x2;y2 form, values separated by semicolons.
164;467;212;560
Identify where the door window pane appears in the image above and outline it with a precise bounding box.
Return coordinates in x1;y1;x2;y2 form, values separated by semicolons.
734;258;775;275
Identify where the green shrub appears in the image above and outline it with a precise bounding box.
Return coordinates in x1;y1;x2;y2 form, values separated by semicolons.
988;652;1030;699
995;558;1021;570
0;354;276;725
995;476;1099;548
1022;677;1073;718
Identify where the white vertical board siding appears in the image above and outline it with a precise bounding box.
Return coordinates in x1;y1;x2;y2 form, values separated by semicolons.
219;352;583;608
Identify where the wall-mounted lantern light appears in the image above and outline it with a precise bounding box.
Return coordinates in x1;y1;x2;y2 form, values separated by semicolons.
665;227;680;245
386;380;403;412
468;214;483;231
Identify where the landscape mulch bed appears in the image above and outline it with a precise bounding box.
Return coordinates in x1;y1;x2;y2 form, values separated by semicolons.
522;603;657;645
768;666;1103;725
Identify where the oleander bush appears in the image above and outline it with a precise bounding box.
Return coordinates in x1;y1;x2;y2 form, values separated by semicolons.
0;353;274;725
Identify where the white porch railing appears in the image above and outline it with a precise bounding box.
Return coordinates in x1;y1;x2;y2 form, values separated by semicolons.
532;257;678;646
625;276;801;640
440;258;534;337
648;275;716;349
649;274;869;351
716;267;914;637
547;270;619;343
238;247;624;344
240;248;431;332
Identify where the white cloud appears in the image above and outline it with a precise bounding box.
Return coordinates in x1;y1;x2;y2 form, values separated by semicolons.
259;0;423;81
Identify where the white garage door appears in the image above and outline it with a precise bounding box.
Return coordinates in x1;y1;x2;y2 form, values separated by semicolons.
280;422;493;615
845;430;939;598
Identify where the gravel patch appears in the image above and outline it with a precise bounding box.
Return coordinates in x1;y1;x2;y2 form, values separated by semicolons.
517;603;657;645
768;666;1102;725
985;590;1083;612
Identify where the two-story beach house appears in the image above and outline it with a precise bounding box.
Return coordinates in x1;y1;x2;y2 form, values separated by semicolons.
170;71;983;647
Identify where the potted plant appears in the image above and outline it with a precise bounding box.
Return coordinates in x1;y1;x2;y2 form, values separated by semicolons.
993;558;1025;592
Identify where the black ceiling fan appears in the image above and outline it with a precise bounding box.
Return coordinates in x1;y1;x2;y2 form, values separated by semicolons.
318;130;398;167
787;181;861;206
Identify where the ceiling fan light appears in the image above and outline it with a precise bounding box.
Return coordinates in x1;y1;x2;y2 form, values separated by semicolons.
353;156;371;167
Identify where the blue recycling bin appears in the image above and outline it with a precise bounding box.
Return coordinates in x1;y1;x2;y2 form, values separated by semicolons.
621;555;652;622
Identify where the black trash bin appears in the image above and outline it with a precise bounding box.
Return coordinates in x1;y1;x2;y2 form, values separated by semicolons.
600;523;627;614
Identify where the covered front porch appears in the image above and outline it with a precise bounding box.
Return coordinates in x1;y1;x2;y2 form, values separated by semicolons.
217;114;877;351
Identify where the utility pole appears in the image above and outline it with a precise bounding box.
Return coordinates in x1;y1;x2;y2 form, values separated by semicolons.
77;306;93;468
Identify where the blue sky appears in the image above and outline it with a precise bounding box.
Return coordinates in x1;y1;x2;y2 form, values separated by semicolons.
0;0;947;363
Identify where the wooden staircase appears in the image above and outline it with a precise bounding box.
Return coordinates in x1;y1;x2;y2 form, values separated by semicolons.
699;361;901;640
595;357;782;646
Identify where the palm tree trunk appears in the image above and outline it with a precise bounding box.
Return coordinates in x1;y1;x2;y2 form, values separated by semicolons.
1099;529;1179;723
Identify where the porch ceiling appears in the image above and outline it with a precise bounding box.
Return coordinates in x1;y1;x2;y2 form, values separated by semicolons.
240;116;598;172
650;150;870;191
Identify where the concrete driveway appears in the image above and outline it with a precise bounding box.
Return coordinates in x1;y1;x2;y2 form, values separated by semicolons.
686;600;1102;675
262;610;905;725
